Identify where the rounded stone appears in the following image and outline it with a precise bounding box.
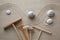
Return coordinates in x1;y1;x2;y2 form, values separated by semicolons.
46;18;53;24
47;10;55;17
6;10;11;15
28;11;35;19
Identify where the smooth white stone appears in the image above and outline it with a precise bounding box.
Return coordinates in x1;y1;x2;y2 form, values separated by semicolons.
47;10;55;17
46;18;53;24
28;11;35;19
6;10;11;15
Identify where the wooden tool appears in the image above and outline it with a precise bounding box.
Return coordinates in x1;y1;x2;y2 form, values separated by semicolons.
28;27;33;40
32;26;52;40
12;24;21;40
38;31;42;40
4;18;22;30
38;29;51;40
23;25;52;40
18;24;29;40
33;26;52;34
29;30;32;40
23;25;33;40
4;18;22;40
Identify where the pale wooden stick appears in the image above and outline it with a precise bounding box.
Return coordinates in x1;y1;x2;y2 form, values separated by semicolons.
38;31;42;40
12;24;21;40
30;31;32;40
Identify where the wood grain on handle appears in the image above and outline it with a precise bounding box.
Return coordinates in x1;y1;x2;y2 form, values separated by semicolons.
38;31;42;40
18;25;29;40
30;31;32;40
12;24;21;40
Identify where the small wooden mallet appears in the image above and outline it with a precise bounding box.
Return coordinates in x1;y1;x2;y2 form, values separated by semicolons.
18;24;29;40
23;25;34;40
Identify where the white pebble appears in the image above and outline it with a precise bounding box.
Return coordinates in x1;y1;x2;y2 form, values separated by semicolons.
28;11;35;19
47;10;55;17
6;10;11;15
46;18;53;24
